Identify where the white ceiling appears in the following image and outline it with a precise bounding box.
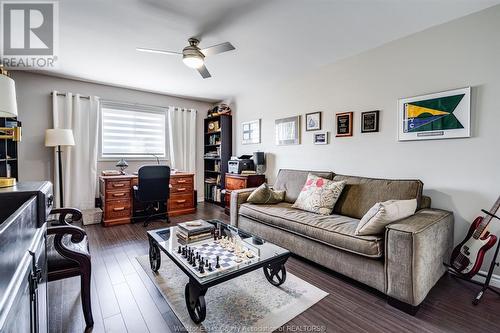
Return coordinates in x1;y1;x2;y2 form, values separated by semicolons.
46;0;499;102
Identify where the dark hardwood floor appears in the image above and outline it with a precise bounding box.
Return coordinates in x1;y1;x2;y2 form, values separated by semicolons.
49;203;500;333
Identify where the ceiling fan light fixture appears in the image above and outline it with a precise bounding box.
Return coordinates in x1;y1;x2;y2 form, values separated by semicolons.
182;54;204;69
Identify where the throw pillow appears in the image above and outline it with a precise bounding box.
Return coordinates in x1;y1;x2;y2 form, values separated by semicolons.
292;174;346;215
355;199;417;235
247;183;285;204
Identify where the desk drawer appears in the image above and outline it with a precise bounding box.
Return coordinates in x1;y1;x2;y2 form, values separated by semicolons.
106;190;130;201
106;180;130;190
171;176;193;186
105;199;131;220
171;183;193;194
226;177;246;190
169;193;194;210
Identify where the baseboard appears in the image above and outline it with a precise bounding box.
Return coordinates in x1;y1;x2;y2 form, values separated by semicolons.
472;270;500;288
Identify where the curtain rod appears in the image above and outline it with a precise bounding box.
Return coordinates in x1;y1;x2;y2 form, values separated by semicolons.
51;92;91;100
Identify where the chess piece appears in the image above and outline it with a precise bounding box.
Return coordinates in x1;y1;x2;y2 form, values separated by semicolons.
178;245;181;254
199;262;205;273
208;263;213;271
196;252;199;260
205;259;208;267
215;256;220;269
213;229;218;241
246;250;254;258
182;247;186;257
191;256;196;266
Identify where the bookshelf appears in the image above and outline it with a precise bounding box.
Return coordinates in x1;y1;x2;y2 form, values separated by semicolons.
204;114;232;205
0;118;20;180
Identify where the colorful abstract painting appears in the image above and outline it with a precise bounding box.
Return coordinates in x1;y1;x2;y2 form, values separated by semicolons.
398;87;471;141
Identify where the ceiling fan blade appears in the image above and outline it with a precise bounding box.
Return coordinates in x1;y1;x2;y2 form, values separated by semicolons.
136;47;181;56
201;42;235;57
197;65;211;79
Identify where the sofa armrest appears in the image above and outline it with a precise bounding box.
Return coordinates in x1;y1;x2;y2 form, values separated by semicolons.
230;188;257;226
385;208;454;306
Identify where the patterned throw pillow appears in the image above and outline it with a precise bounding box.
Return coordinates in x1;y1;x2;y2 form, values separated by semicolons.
247;183;285;204
292;174;346;215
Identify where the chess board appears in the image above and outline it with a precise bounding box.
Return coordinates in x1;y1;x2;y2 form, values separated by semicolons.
174;240;259;277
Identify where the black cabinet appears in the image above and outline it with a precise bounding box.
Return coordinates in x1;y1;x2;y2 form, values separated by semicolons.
0;182;53;333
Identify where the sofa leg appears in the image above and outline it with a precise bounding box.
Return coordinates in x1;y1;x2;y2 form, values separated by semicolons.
81;272;94;328
387;297;420;316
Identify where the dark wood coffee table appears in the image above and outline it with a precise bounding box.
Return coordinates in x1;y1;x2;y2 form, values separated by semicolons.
147;219;290;324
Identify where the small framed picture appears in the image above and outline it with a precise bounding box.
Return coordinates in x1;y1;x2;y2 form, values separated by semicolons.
336;112;353;137
306;112;321;131
313;131;329;145
361;110;380;133
241;119;261;144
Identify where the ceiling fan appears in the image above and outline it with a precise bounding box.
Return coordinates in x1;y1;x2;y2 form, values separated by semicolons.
136;38;235;79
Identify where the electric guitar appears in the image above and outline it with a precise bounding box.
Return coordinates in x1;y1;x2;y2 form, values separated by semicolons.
450;196;500;278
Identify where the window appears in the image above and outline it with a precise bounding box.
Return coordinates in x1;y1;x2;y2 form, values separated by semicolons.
100;101;167;159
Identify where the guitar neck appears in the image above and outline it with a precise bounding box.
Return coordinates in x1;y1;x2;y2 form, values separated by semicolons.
474;196;500;239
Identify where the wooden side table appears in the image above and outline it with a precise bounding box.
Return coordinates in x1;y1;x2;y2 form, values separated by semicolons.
224;173;266;214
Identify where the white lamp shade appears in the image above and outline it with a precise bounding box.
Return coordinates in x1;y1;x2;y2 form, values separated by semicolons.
45;129;75;147
0;74;18;117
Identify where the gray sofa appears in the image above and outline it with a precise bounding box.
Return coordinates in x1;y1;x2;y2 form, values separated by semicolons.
230;169;454;313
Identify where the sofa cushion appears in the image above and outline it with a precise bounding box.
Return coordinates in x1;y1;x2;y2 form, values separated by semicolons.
332;174;423;219
239;202;383;258
273;169;334;203
247;183;285;204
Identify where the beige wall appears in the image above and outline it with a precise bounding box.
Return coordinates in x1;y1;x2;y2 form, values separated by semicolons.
11;71;214;201
234;6;500;274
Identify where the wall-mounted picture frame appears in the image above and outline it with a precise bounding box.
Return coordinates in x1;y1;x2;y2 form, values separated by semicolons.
275;116;300;145
361;110;380;133
241;119;261;144
398;87;471;141
306;112;321;131
335;112;353;137
313;131;329;145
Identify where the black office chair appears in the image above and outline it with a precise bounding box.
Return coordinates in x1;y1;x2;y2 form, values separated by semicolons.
133;165;171;227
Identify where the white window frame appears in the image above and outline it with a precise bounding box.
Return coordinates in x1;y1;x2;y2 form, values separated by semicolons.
99;100;169;161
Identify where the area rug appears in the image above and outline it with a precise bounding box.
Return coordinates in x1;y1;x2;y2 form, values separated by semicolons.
137;254;328;333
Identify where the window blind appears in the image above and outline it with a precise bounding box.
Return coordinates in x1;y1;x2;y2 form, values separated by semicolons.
101;102;166;158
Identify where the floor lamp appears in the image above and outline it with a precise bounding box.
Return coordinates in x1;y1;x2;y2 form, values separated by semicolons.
45;129;75;207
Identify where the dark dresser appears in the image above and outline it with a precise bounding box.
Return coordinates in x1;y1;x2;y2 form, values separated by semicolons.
0;182;53;333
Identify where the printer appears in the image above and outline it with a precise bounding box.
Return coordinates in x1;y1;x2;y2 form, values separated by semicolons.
228;155;255;174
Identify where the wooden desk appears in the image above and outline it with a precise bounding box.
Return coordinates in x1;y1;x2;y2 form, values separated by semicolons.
99;172;195;227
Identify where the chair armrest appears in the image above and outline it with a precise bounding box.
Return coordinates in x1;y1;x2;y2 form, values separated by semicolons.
385;209;454;306
48;225;90;265
50;208;83;225
230;188;257;227
48;225;87;243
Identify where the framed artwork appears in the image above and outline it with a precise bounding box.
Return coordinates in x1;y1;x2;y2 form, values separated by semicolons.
361;110;380;133
275;116;300;145
335;112;353;137
306;112;321;131
398;87;471;141
241;119;261;144
313;131;329;145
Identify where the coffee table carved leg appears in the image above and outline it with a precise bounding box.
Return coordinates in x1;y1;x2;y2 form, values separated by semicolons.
149;238;161;272
263;260;287;286
185;281;208;324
